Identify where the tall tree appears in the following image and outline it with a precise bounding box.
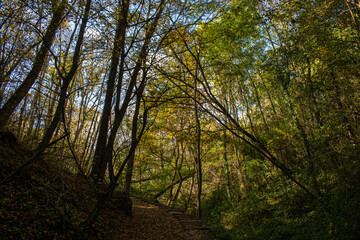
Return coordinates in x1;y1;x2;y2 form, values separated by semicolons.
0;0;68;130
36;0;92;152
194;48;202;217
90;0;130;182
124;72;146;196
91;0;167;182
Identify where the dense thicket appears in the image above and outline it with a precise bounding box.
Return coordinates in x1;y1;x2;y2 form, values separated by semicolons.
1;0;359;239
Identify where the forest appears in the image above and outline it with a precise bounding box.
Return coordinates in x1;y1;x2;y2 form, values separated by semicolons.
1;0;360;239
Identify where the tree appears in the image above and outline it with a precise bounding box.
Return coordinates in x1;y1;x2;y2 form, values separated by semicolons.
91;0;169;182
0;0;68;131
36;0;92;152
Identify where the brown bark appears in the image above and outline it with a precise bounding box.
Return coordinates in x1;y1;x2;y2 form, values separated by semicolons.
194;60;202;217
91;0;130;182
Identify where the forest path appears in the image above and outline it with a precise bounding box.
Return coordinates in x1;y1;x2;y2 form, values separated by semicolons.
94;195;213;240
0;136;212;240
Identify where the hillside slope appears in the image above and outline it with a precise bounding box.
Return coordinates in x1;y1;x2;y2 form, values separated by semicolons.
0;133;212;239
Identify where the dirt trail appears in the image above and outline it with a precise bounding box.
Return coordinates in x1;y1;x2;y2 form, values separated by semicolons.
95;197;213;240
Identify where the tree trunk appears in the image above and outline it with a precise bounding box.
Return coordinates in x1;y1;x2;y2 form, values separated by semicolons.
171;143;185;205
223;128;231;199
124;80;145;196
91;0;130;182
0;0;68;131
36;0;92;152
153;175;193;200
194;60;202;217
92;0;166;182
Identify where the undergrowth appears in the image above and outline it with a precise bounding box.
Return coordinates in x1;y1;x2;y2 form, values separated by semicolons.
203;183;360;240
0;137;96;239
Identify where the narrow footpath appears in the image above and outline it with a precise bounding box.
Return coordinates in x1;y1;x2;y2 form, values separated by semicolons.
94;196;213;240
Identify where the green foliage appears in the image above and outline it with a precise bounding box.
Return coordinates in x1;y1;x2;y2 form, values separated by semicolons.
203;181;360;240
